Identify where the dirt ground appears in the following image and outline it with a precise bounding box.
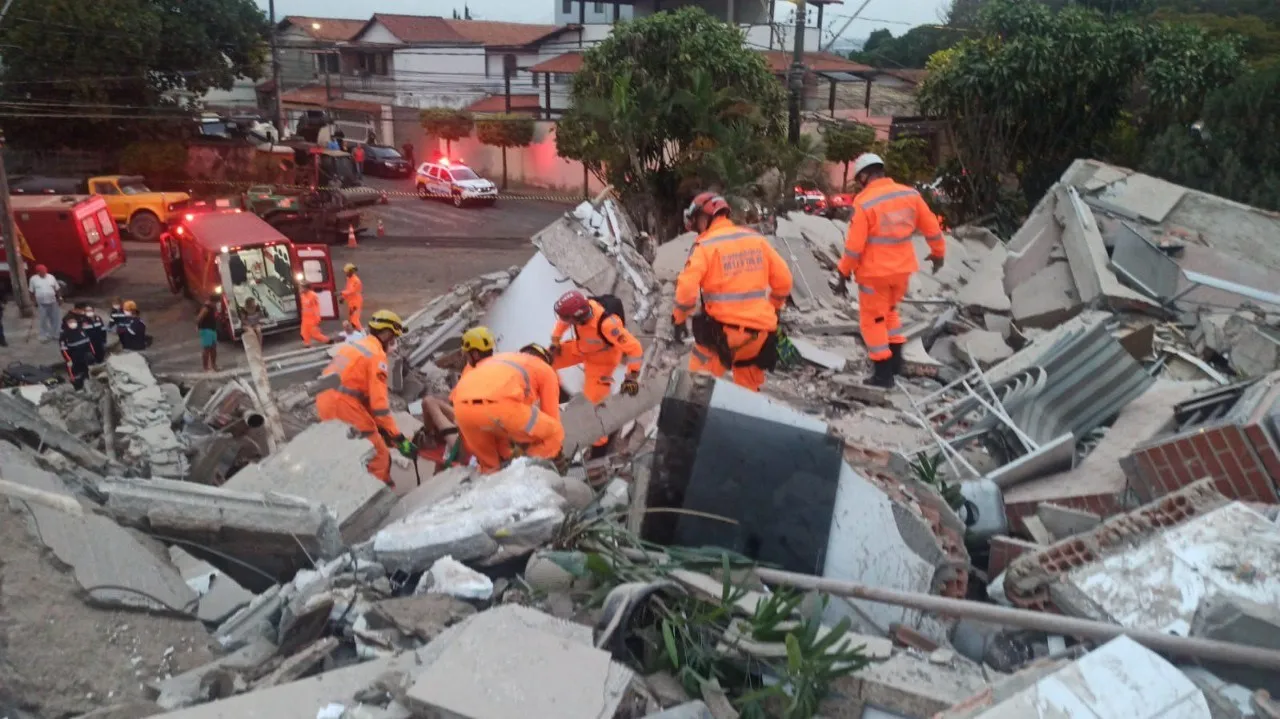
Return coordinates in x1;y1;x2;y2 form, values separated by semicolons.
0;504;216;718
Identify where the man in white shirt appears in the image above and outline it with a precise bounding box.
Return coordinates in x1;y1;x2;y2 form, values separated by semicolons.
27;264;62;342
339;321;366;343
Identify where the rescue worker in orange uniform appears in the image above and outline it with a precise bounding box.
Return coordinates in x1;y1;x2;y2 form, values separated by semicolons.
673;192;793;392
339;263;364;331
298;281;333;346
451;343;564;474
829;153;945;388
316;309;416;484
548;290;644;455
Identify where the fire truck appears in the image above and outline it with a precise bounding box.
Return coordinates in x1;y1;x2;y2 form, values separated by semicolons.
159;209;337;340
0;194;126;289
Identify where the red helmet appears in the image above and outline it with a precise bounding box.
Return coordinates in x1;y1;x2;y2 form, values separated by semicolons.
554;290;592;323
684;192;730;231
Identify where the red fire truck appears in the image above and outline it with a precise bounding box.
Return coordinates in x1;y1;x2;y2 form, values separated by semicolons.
159;209;337;340
0;194;126;288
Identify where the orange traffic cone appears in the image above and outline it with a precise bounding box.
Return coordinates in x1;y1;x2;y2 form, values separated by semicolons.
347;224;357;248
376;218;385;237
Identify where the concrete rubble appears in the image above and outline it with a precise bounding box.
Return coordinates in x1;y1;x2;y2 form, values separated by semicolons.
6;163;1280;719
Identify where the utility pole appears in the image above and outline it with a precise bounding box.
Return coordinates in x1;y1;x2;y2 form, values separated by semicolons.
0;130;32;319
503;54;515;114
268;0;286;138
787;0;807;145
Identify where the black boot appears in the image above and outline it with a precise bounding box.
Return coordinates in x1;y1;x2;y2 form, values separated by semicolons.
863;359;895;388
888;343;904;376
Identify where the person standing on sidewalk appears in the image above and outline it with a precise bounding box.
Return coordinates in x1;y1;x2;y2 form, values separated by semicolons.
59;314;94;390
28;265;62;342
196;296;220;372
352;143;365;181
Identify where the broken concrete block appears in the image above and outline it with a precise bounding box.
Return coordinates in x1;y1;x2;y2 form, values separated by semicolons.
653;232;696;282
382;465;473;527
367;594;477;641
222;421;396;544
560;379;665;456
957;244;1010;314
1034;503;1101;540
168;547;257;624
953;329;1013;368
151;638;277;711
106;353;188;478
938;636;1209;718
215;584;284;651
415;556;494;601
404;607;633;719
0;442;197;613
0;392;114;472
1191;594;1280;695
788;336;848;371
102;477;344;581
1056;186;1160;313
819;647;991;718
371;458;567;574
1230;325;1280;378
1011;262;1081;330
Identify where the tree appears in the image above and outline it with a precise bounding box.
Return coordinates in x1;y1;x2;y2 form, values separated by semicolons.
1143;63;1280;211
420;108;475;156
850;25;966;68
0;0;268;149
823;121;876;189
555;6;786;238
918;0;1242;222
475;114;535;189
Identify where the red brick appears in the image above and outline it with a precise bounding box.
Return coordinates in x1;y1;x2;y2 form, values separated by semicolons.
1224;427;1253;463
1256;445;1280;484
989;535;1038;577
1208;428;1231;453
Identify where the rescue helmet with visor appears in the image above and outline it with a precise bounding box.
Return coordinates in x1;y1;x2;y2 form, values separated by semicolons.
683;192;730;232
553;290;592;324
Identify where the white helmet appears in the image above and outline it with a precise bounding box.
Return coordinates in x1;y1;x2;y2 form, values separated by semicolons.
852;153;885;178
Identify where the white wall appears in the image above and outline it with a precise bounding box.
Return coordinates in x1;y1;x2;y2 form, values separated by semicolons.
390;45;495;108
356;21;405;45
448;120;605;194
199;78;261;109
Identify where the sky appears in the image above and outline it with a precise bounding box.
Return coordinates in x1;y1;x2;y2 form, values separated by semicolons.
252;0;952;49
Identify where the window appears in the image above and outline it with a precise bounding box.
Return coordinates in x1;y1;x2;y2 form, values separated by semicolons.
427;166;442;180
450;167;479;181
562;0;572;14
301;258;328;284
358;52;388;76
97;210;114;235
91;182;118;196
81;217;101;245
316;52;340;74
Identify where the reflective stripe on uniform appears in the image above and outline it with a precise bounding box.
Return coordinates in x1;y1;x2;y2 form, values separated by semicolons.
703;288;768;303
867;235;914;246
674;301;696;312
843;249;861;261
64;338;90;348
523;405;540;433
858;284;875;295
858;189;919;211
698;230;760;247
496;359;532;400
691;346;711;363
925;233;944;243
348;342;373;358
371;408;391;417
336;385;370;402
867;343;889;354
888;328;904;339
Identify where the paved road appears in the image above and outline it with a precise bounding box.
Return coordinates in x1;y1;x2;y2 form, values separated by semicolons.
1;186;566;376
358;176;572;244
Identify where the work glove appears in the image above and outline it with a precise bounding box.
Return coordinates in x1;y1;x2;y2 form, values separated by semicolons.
929;255;945;274
828;273;850;297
553;451;571;475
391;434;417;459
549;341;562;359
621;371;640;397
671;318;688;345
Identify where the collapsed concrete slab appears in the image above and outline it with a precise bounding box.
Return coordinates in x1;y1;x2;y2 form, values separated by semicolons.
957;244;1011;314
101;478;344;575
222;421;395;544
0;391;114;473
819;647;991;718
1;441;198;613
106;353;188;479
938;636;1210;718
1190;593;1280;695
403;605;633;719
370;458;568;574
168;547;256;625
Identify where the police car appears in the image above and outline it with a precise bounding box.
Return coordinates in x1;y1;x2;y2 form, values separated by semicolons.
413;158;498;208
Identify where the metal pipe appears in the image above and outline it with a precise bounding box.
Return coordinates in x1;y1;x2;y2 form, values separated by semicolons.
754;567;1280;672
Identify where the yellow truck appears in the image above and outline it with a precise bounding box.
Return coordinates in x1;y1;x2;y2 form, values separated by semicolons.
85;175;191;242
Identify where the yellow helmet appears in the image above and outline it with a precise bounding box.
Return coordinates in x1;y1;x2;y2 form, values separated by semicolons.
461;326;495;353
343;263;357;274
368;309;405;336
520;342;553;365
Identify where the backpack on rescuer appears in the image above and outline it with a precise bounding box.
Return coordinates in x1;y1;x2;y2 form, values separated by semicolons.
590;294;626;346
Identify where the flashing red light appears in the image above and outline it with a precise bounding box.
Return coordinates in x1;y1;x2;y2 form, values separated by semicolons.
184;213;195;221
175;226;185;235
439;158;450;166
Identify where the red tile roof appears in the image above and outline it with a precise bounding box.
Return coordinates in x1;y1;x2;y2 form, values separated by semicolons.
280;87;383;114
282;16;367;43
464;95;542;114
758;50;874;75
528;52;585;74
445;19;569;48
366;14;470;44
879;68;929;85
365;15;569;47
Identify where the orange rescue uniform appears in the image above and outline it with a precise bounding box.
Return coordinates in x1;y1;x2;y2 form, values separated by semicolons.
674;216;792;392
299;289;330;346
316;335;401;484
451;352;564;473
837;177;944;362
342;273;364;331
552;298;643;448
